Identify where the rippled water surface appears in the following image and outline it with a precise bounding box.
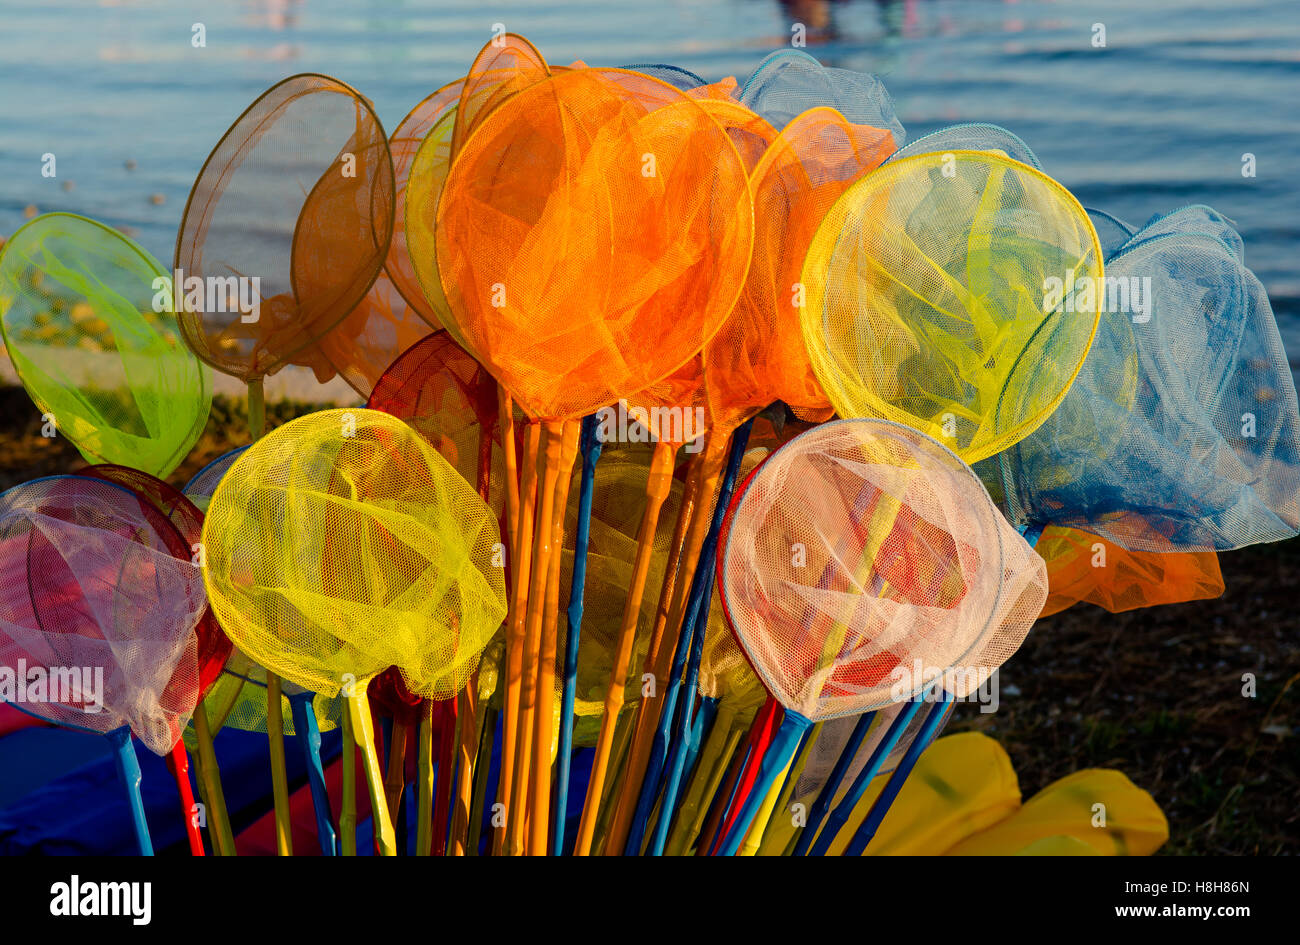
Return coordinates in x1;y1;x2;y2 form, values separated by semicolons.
2;0;1297;378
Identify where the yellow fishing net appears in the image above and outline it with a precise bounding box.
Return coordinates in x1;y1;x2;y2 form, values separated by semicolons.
201;408;507;700
387;78;466;329
800;151;1102;463
405;36;551;355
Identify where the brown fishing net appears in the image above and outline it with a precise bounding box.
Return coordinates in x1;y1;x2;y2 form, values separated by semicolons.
175;74;394;382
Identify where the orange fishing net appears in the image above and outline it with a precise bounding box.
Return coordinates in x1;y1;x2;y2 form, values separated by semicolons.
1036;526;1224;618
312;272;432;398
404;36;552;354
732;107;896;422
623;98;778;445
451;34;553;157
434;66;754;421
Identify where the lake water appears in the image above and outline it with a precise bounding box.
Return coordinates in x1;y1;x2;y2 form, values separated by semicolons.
1;0;1298;394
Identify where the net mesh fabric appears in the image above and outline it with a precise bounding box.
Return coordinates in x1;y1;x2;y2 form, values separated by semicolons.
884;122;1041;169
718;419;1046;720
434;67;755;421
559;446;685;744
697;441;779;706
1036;526;1224;618
621;64;709;91
311;271;434;398
181;446;340;734
0;214;212;479
201;409;507;700
369;666;425;727
182;446;248;514
0;476;205;754
451;34;552;158
195;648;344;738
367;330;503;512
792;698;946;807
77;464;231;697
405;37;554;352
405;108;463;347
386;79;466;328
989;225;1300;550
621;98;778;444
174;75;394;382
800;151;1103;463
1117;205;1244;261
738;49;906;144
729;107;897;421
1088;209;1137;258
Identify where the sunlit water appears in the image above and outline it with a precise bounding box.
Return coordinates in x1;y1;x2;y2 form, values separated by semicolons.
1;0;1297;395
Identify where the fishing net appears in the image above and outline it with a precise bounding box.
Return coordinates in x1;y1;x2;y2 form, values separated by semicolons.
404;38;553;352
622;64;709;91
717;419;1047;720
557;445;685;744
387;79;466;329
1035;526;1224;618
0;213;212;479
311;271;434;399
697;435;789;708
884;122;1041;169
727;107;896;421
174;74;394;382
403;107;460;346
792;699;949;808
367;330;503;511
1087;209;1137;258
182;446;248;513
985;220;1300;550
1118;205;1244;260
696;597;767;710
800;151;1103;463
451;34;553;157
434;66;754;421
199;650;344;738
738;49;905;144
621;98;778;443
182;446;341;736
201;408;507;700
77;465;230;697
369;666;425;728
0;476;206;755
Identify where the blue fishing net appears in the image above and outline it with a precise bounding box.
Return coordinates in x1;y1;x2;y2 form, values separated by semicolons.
884;122;1040;169
621;63;707;90
737;49;906;145
980;210;1300;551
